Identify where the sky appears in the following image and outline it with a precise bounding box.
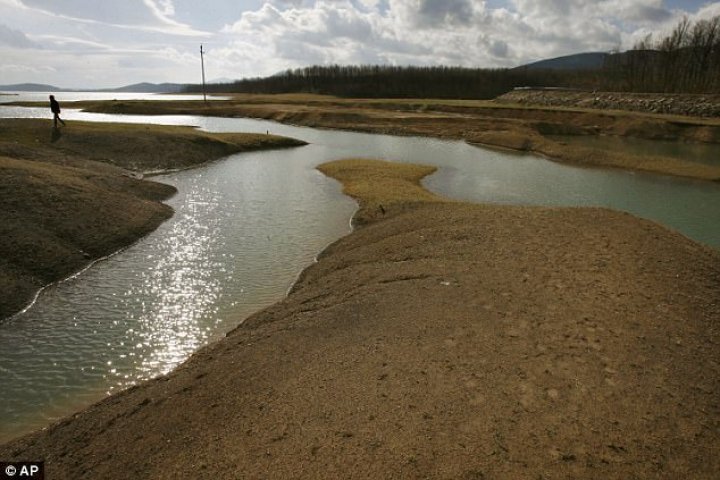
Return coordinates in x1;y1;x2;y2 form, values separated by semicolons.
1;0;719;88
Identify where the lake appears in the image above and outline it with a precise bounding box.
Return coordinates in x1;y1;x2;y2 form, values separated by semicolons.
0;100;718;442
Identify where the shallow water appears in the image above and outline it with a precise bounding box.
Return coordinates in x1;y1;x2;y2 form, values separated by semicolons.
0;91;224;104
549;134;720;166
0;103;719;442
0;142;357;442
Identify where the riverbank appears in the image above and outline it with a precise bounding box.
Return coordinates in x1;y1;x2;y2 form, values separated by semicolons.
0;119;306;319
2;158;717;479
16;93;720;180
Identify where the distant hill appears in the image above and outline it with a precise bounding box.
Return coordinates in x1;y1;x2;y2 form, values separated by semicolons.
515;52;609;71
0;82;186;93
0;83;62;92
208;77;237;84
95;82;186;93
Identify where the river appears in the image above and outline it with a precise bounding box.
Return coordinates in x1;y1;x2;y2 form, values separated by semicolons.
1;100;719;442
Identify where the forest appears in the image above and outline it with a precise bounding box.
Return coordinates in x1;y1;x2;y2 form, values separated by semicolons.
604;15;720;93
186;15;720;99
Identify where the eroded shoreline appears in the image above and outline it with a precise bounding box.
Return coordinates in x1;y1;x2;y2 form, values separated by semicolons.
2;158;717;479
0;118;306;319
12;92;720;181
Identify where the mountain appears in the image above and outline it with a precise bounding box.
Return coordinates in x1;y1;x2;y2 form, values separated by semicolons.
0;82;186;93
96;82;186;93
209;77;236;84
515;52;609;71
0;83;62;92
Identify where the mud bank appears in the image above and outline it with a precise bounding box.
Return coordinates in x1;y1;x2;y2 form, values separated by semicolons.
42;94;720;180
2;159;718;479
0;119;306;319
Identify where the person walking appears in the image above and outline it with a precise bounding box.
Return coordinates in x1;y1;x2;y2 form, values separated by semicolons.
49;95;66;128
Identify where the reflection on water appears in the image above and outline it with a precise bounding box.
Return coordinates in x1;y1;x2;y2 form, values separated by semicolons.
0;146;356;442
0;105;719;442
125;182;224;380
548;134;720;166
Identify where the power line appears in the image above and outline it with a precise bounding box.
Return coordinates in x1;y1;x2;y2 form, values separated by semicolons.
200;44;207;103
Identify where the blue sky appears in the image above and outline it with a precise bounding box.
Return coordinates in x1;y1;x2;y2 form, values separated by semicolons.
1;0;718;88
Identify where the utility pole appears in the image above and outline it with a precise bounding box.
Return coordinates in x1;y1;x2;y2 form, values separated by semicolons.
200;44;207;103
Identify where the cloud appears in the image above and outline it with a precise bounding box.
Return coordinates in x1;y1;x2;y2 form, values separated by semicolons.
0;23;40;48
28;34;112;50
219;0;720;80
16;0;208;36
416;0;479;26
3;0;720;88
623;4;672;22
489;39;509;58
221;0;614;73
0;63;54;74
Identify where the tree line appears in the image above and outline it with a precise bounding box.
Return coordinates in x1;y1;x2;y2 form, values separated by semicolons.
191;65;586;100
603;15;720;93
186;15;720;99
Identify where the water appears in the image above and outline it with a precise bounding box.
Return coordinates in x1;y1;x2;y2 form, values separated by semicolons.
1;102;719;442
0;91;225;104
549;134;720;166
0;139;357;442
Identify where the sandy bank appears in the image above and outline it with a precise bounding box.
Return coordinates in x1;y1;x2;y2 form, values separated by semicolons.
2;159;718;479
21;93;720;180
0;119;306;319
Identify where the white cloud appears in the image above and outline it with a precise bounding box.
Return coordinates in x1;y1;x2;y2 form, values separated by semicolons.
16;0;208;36
0;23;40;48
0;63;55;74
2;0;720;87
220;0;640;73
28;34;111;50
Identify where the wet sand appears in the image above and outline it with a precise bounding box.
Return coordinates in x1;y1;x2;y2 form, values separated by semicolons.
1;159;717;479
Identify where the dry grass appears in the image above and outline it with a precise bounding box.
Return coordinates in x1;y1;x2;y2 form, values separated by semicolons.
317;159;446;225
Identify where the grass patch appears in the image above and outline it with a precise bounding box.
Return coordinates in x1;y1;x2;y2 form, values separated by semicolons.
317;158;446;225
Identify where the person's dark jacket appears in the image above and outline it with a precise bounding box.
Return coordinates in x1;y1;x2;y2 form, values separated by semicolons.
50;98;60;114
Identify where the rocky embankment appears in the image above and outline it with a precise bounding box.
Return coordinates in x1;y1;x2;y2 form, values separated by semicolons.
497;89;720;117
2;159;718;479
